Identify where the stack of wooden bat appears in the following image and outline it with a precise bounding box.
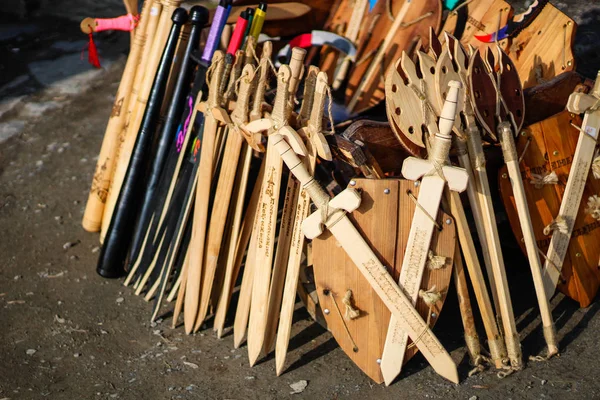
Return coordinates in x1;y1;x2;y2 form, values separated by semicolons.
81;0;600;387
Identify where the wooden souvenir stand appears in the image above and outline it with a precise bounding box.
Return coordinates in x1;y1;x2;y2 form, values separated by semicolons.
312;178;456;383
499;110;600;307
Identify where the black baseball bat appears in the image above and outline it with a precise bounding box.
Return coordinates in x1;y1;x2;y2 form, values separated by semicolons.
127;6;209;268
97;8;189;278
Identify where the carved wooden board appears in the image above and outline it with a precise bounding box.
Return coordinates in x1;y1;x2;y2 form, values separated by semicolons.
499;3;576;89
442;0;511;49
321;0;442;113
498;110;600;307
312;178;455;383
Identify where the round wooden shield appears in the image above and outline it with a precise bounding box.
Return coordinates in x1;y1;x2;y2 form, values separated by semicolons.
498;110;600;307
312;178;456;383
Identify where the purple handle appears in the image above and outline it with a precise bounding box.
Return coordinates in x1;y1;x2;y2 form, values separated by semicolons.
201;5;227;63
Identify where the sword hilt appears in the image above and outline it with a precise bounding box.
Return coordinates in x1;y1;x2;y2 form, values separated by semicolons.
272;132;360;240
250;41;272;121
430;80;461;165
273;133;318;190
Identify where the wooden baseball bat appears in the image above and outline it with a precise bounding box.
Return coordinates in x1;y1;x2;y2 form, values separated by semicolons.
101;0;183;241
82;0;153;233
97;1;163;243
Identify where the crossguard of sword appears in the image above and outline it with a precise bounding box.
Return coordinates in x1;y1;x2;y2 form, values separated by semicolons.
271;133;361;240
217;64;265;152
243;64;308;156
401;80;469;192
243;120;306;156
567;71;600;115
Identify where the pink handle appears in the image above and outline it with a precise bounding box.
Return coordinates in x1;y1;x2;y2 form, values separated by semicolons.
226;16;248;55
95;14;136;32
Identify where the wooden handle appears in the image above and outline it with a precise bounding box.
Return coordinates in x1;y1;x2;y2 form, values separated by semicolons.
288;47;307;105
208;51;226;107
307;72;328;134
273;134;321;194
272;65;292;123
298;65;319;124
428;81;461;165
231;64;255;124
250;41;272;120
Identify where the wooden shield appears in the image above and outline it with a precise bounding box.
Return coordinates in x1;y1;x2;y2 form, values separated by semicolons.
320;0;442;113
441;0;512;49
312;178;456;383
498;110;600;307
499;2;576;89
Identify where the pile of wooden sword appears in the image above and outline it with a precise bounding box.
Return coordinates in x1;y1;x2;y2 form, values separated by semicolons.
79;0;600;387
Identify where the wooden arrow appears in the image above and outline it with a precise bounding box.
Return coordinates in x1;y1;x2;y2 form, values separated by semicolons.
346;0;413;114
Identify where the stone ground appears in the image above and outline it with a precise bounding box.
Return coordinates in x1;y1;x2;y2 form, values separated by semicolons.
1;1;600;399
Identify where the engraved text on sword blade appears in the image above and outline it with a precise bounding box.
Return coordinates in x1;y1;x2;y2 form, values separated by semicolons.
328;216;459;384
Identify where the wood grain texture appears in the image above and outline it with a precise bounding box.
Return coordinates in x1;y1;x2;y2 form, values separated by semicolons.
500;3;576;89
82;0;154;233
100;1;166;240
195;65;255;328
312;178;455;383
441;0;511;50
326;0;441;113
499;110;600;307
524;71;592;126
